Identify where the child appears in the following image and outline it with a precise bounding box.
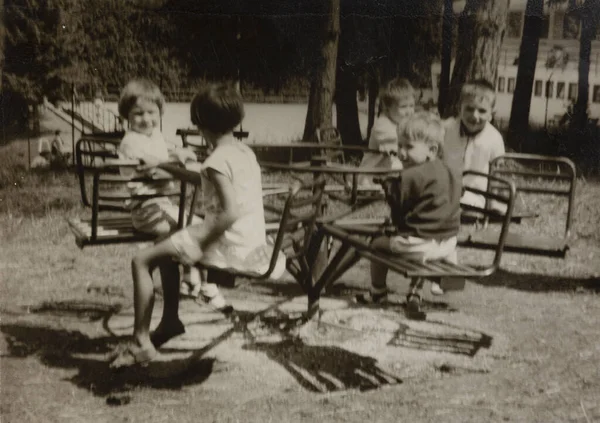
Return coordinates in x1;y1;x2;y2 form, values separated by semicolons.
116;78;213;301
110;83;269;368
50;130;67;160
357;78;416;185
443;79;506;211
356;111;461;306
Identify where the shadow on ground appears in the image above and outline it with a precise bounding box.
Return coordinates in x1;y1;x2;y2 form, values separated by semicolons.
475;269;600;293
242;280;456;313
2;292;487;399
1;321;214;399
244;340;402;392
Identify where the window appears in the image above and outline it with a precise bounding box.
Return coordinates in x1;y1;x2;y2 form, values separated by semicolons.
556;82;565;99
497;76;505;92
568;83;578;100
546;81;554;98
534;80;543;97
540;14;550;39
507;77;516;94
593;85;600;103
562;11;580;39
507;11;523;38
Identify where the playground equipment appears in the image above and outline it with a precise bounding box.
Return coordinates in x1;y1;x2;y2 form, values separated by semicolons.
317;171;517;319
470;153;576;258
67;130;577;319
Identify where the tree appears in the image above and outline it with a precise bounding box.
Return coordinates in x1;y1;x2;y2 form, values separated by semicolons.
507;0;543;151
571;0;600;131
2;0;81;128
442;0;510;118
0;0;4;93
302;0;340;142
438;0;454;115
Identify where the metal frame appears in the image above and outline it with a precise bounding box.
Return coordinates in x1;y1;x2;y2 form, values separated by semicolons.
67;158;188;248
313;171;517;292
490;152;576;238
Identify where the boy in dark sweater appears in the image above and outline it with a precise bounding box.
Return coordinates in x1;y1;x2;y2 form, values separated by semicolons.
357;111;461;306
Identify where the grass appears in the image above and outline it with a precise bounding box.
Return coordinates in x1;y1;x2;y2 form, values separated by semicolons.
2;114;600;422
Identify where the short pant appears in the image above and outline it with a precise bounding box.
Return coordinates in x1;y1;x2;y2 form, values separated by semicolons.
389;235;457;263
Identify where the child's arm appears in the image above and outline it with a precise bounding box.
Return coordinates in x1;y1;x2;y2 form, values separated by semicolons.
371;124;398;155
168;146;197;165
186;168;241;250
489;134;506;162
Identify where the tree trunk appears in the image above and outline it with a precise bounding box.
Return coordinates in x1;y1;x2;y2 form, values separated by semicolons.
302;0;340;142
507;0;543;152
366;66;379;142
0;0;4;94
569;0;600;169
442;0;509;118
335;66;363;146
572;0;599;131
438;0;453;115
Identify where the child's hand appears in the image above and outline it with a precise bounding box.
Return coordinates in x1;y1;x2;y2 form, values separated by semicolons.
137;158;160;172
170;147;197;165
378;143;398;156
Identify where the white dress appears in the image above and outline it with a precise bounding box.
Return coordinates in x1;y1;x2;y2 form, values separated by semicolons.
198;140;268;270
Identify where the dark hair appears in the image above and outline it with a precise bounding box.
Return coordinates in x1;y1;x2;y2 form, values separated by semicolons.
190;84;244;134
118;78;165;119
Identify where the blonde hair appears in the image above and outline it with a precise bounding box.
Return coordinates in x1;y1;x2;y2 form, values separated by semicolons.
397;111;446;159
459;79;496;108
378;78;415;116
118;78;165;119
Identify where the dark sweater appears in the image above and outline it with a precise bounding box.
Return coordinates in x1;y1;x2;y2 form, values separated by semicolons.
381;159;461;241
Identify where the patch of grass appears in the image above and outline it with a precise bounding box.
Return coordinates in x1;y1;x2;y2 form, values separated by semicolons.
1;138;81;216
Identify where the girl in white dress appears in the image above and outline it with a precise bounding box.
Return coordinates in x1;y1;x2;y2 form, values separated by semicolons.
111;83;270;368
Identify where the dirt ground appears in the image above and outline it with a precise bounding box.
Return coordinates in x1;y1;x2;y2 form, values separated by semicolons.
1;238;599;423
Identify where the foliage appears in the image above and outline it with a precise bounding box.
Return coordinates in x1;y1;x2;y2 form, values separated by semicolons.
2;0;80;128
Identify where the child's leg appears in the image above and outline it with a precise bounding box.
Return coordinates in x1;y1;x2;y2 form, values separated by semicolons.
356;236;390;304
131;238;183;349
196;269;233;314
181;265;202;296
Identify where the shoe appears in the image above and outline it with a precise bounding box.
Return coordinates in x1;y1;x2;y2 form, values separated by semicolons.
150;320;185;348
355;290;388;305
405;294;426;321
180;281;202;298
430;282;444;296
196;292;234;315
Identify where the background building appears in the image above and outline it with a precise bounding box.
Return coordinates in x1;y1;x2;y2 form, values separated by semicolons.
431;0;600;127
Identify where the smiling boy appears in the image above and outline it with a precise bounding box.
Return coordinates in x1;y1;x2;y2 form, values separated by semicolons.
443;79;506;209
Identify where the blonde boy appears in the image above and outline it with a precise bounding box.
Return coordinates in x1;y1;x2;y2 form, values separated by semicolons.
357;111;461;306
443;79;506;210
